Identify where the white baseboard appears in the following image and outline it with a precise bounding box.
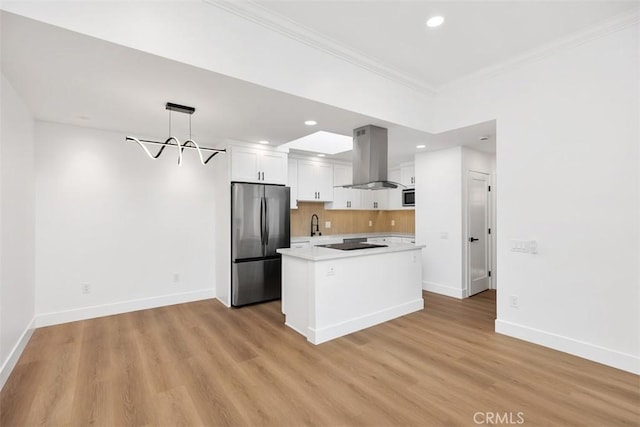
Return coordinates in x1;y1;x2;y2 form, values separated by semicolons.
495;319;640;374
308;298;424;345
0;317;36;391
36;289;216;328
423;281;465;299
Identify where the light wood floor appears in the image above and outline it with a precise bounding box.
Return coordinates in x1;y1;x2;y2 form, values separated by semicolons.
1;291;638;426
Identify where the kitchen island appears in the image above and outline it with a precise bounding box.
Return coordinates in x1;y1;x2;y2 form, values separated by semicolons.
277;243;424;344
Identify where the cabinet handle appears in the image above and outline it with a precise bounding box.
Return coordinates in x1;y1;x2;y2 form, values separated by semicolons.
261;172;265;181
258;171;261;180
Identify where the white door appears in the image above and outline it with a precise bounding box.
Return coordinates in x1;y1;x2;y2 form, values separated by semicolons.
467;171;491;296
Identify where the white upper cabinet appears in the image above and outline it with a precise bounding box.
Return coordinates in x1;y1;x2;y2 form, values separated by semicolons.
288;159;298;209
327;164;361;209
401;162;415;187
230;146;287;185
297;160;333;202
387;168;404;210
361;189;388;210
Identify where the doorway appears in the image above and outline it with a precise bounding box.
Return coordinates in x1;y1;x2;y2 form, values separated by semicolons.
467;171;491;296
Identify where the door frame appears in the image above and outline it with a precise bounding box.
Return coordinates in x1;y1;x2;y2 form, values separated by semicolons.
464;170;493;297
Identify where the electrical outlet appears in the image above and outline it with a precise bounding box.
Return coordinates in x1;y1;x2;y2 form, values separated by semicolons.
326;266;335;276
173;273;180;284
509;295;519;308
325;221;331;229
440;232;448;239
391;220;395;226
81;283;91;294
368;220;373;227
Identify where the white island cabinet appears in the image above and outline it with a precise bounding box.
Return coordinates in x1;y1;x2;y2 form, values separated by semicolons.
277;244;424;344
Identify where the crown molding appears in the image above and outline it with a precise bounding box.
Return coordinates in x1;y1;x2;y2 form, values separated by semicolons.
202;0;438;96
204;1;639;97
437;7;640;94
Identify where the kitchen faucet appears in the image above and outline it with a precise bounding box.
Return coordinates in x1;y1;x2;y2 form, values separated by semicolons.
310;214;321;237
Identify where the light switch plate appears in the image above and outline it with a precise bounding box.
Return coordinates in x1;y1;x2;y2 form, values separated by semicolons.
325;221;331;229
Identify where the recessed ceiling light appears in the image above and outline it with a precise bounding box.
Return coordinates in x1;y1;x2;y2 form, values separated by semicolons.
258;140;269;144
304;120;317;126
416;144;426;149
317;153;326;157
426;16;444;28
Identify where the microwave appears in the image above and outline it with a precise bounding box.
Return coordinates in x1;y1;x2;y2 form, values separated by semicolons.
402;188;415;206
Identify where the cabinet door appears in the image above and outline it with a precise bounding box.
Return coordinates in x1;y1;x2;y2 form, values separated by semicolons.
261;151;287;185
387;188;403;210
362;190;388;210
288;159;298;209
401;163;415;187
297;161;333;201
375;190;389;210
326;164;351;209
231;147;260;182
333;165;352;186
327;187;361;209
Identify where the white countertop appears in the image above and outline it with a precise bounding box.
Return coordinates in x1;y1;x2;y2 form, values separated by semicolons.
277;242;424;261
291;232;414;244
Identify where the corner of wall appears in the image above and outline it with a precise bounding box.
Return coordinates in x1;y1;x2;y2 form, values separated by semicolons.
0;72;36;391
0;317;36;391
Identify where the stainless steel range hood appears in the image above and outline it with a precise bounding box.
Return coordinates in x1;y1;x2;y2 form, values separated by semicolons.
344;125;403;190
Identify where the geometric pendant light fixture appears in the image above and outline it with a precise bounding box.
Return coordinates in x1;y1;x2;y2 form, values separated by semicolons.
125;102;225;165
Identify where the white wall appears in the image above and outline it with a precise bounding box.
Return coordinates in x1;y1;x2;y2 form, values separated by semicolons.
0;74;36;388
415;146;495;298
437;24;640;373
34;122;219;325
415;147;464;298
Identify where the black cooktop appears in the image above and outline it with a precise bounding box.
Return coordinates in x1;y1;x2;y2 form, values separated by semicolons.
317;242;388;251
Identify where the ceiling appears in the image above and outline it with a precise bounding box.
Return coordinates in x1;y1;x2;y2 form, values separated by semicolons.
252;0;638;89
4;2;634;166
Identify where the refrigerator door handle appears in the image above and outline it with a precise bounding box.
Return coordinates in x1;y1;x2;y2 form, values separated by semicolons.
259;196;265;249
265;197;270;245
261;196;268;255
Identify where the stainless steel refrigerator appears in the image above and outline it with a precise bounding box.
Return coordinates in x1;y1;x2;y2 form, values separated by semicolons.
231;182;290;307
